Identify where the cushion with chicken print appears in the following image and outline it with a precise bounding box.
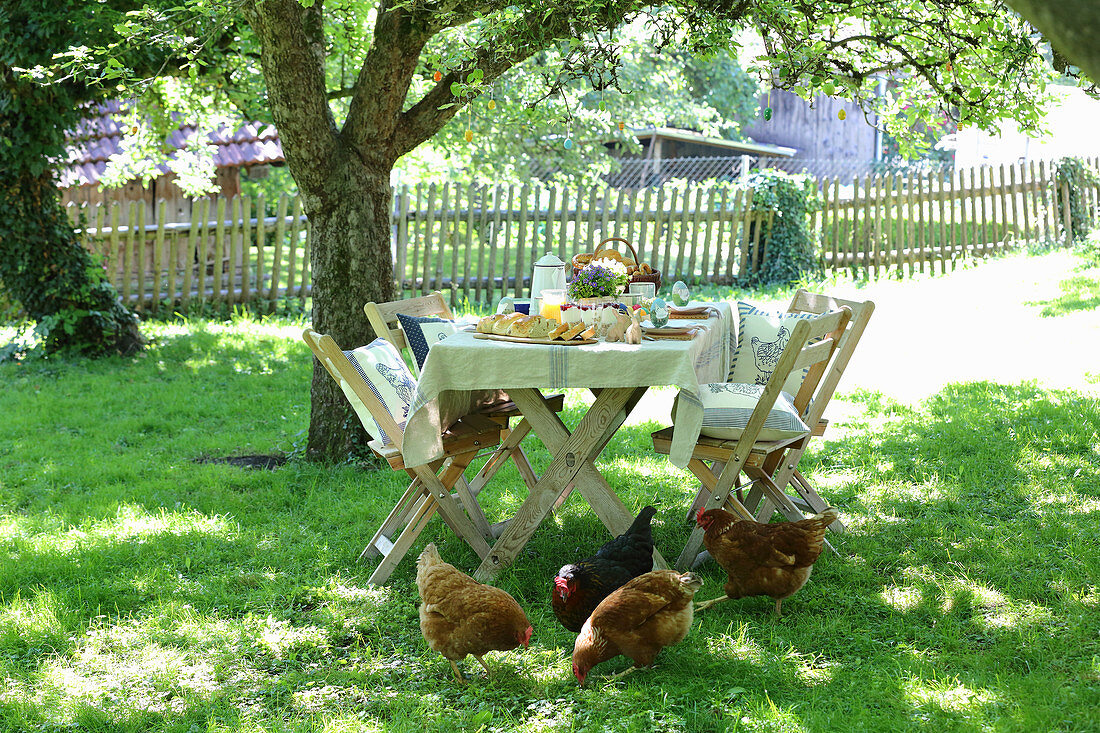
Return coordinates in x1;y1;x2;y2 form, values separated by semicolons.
342;338;417;445
728;302;818;395
672;383;810;442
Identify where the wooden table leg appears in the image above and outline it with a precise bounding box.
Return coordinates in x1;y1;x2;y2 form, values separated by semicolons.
473;386;668;581
411;463;492;560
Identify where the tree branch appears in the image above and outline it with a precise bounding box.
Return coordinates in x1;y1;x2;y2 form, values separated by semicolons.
245;0;338;204
342;4;433;164
389;2;654;159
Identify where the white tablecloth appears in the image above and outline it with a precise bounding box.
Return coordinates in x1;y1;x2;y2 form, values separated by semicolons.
402;301;735;468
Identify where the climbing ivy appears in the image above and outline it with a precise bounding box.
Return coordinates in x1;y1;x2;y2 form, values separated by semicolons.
0;0;145;357
1055;157;1100;241
742;169;823;286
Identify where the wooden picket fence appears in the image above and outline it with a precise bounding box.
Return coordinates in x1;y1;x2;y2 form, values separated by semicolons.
390;182;774;305
817;158;1100;276
71;158;1100;311
71;194;310;311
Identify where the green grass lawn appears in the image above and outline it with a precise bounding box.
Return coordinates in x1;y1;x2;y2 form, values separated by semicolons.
2;249;1099;732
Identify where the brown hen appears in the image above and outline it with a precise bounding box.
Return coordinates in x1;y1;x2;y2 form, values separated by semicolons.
416;543;533;682
694;507;837;615
572;569;702;686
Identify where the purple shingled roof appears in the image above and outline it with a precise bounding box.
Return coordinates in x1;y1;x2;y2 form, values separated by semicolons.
62;101;284;187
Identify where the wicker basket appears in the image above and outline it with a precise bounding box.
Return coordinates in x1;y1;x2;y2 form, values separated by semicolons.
572;237;662;292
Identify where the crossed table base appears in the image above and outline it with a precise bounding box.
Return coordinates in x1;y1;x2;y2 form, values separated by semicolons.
472;386;667;581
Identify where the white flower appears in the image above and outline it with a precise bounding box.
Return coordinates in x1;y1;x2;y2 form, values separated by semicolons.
591;258;628;278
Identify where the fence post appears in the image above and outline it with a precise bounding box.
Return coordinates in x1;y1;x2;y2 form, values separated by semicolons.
1061;180;1074;244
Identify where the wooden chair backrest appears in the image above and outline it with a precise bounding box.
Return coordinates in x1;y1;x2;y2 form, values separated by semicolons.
786;289;875;429
731;308;851;469
363;292;454;375
302;328;405;451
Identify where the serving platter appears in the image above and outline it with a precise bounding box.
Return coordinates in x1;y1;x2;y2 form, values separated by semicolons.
473;333;598;346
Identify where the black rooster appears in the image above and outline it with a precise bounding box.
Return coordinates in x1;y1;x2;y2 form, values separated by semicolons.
551;506;658;632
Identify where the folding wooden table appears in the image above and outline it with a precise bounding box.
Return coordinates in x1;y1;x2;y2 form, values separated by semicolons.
401;303;734;581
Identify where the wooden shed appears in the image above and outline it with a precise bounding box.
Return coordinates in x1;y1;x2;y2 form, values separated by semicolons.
60;101;284;224
608;127;796;187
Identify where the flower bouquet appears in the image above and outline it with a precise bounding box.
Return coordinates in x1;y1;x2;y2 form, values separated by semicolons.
567;259;629;303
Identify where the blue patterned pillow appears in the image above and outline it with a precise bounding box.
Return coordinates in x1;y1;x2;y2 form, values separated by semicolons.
397;313;457;370
729;301;817;395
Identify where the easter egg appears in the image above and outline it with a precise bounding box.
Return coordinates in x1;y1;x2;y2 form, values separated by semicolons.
487;99;496;110
671;280;690;307
617;121;625;131
433;70;442;82
824;82;835;96
838;109;846;121
464;129;473;142
564;138;573;149
763;107;772;121
650;298;670;328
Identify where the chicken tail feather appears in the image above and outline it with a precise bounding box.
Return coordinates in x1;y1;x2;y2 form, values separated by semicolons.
626;505;658;536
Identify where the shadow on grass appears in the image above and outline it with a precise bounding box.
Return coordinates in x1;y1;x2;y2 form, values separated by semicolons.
1027;272;1100;317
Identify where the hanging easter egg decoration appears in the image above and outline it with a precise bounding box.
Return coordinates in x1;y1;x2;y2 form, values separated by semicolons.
487;99;496;111
824;81;835;96
838;108;847;121
564;138;573;149
618;121;625;131
671;280;691;307
433;70;442;82
945;62;953;74
763;107;773;121
650;298;670;328
464;129;473;142
599;100;606;111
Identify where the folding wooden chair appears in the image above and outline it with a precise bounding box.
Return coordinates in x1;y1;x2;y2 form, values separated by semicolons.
364;292;565;494
651;307;854;571
304;328;511;585
681;290;874;534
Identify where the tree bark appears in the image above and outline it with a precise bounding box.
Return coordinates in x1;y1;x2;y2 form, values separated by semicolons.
248;0;396;460
305;152;396;459
1005;0;1100;85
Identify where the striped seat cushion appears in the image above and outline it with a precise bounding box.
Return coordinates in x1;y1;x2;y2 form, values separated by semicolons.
674;382;810;442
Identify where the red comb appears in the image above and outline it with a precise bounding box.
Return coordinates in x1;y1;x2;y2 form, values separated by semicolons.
696;507;706;525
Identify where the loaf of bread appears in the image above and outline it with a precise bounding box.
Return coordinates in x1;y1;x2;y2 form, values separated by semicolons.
581;325;598;340
477;314;504;333
492;312;526;335
508;315;554;339
560;322;587;341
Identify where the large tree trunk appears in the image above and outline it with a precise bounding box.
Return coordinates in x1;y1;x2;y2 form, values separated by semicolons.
305;151;395;459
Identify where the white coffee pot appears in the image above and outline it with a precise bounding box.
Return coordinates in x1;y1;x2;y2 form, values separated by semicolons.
531;252;567;300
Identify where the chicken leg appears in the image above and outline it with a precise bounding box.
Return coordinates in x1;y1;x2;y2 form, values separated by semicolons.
473;654;493;677
605;666;638;683
449;659;467;683
694;595;730;612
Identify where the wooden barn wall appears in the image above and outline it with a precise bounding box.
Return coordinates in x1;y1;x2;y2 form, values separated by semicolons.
741;90;878;163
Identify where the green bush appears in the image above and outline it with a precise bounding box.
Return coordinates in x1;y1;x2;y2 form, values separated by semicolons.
1055;157;1100;240
743;169;822;285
